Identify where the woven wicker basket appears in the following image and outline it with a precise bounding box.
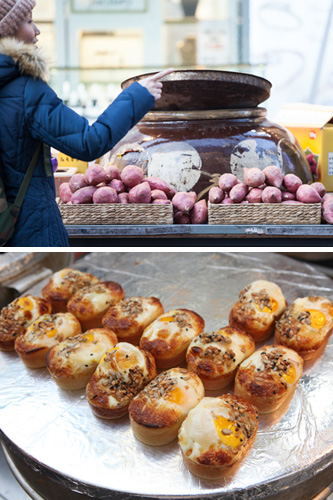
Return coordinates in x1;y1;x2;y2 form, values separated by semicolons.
58;202;174;225
208;202;322;225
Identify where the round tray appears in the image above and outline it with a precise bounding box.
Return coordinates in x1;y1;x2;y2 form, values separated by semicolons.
121;70;272;111
0;252;332;500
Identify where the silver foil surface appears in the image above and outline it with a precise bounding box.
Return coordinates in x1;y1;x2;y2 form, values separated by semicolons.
0;252;332;499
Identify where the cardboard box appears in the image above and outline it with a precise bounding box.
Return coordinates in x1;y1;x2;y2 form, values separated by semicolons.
275;103;333;190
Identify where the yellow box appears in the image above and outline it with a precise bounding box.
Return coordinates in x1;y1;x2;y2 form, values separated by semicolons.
275;103;333;190
57;153;88;174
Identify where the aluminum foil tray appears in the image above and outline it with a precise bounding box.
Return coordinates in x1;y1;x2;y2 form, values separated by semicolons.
0;252;333;500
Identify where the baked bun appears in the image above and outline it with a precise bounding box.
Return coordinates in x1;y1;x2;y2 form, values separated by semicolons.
14;313;82;368
67;281;125;331
0;296;52;351
129;368;204;446
229;280;287;342
140;309;205;369
102;296;164;345
46;328;118;390
234;344;303;413
275;296;333;360
41;268;99;313
178;394;259;479
186;326;255;390
86;342;156;419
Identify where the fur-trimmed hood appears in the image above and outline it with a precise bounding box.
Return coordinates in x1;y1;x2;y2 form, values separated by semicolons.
0;37;48;86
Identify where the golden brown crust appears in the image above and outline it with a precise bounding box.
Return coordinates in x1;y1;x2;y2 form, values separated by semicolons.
274;297;333;360
14;313;82;368
186;326;255;390
102;297;164;345
229;307;274;342
46;328;118;390
67;281;125;331
140;309;205;369
86;345;157;419
0;296;52;351
41;268;99;313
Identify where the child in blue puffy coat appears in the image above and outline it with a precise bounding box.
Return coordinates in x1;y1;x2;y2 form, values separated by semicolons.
0;0;173;247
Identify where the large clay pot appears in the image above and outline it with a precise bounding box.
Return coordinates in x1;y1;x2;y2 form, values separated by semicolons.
106;71;312;198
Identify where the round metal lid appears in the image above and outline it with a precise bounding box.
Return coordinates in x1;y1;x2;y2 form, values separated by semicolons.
121;70;272;111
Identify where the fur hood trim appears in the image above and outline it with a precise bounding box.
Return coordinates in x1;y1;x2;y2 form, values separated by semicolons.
0;37;48;81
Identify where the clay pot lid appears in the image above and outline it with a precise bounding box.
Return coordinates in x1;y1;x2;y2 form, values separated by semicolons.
121;69;272;111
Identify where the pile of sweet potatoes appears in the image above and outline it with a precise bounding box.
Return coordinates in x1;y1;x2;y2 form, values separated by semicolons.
59;163;208;224
208;166;332;224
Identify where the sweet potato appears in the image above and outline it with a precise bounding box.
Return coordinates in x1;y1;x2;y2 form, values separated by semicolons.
209;187;224;204
229;183;248;203
221;198;234;204
69;173;88;192
322;193;333;203
190;200;208;224
128;182;151;204
152;199;171;205
109;179;126;194
174;211;191;224
263;165;283;188
218;173;238;192
105;164;121;182
172;192;196;212
262;186;282;203
145;176;171;194
167;188;177;200
84;164;106;186
281;200;302;204
283;173;302;193
120;165;144;188
71;186;97;204
243;167;265;188
59;182;73;203
281;191;296;201
151;189;168;201
296;185;321;203
246;188;262;203
118;192;129;204
92;186;118;204
311;182;326;198
322;198;333;224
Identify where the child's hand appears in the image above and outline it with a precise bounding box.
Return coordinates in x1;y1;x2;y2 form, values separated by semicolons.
138;68;175;100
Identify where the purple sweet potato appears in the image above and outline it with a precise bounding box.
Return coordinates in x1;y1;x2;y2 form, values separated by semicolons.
172;192;196;212
311;182;326;198
209;187;224;204
120;165;144;188
243;167;265;188
105;164;121;182
152;199;171;205
263;165;283;188
221;198;234;204
218;173;238;192
283;173;302;193
145;176;171;194
128;181;151;204
84;164;106;186
229;183;248;203
59;182;73;203
296;185;321;203
167;188;177;200
109;179;126;194
71;186;97;204
281;191;296;201
174;211;191;224
190;200;208;224
118;192;129;204
151;189;168;201
262;186;282;203
246;188;263;203
69;173;89;192
92;186;118;204
322;198;333;224
322;193;333;203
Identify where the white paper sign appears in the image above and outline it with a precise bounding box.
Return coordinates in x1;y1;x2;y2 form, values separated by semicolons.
71;0;146;12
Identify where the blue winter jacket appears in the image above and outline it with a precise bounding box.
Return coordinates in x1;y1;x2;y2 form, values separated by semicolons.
0;38;155;247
